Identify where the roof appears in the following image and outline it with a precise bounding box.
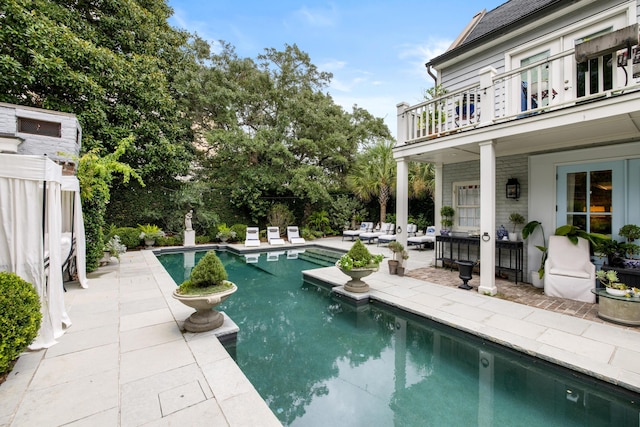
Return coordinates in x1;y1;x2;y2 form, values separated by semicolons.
429;0;571;66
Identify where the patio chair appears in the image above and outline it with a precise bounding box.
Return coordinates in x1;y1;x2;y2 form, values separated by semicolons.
267;226;285;245
407;226;437;250
287;226;306;244
245;227;261;247
343;222;373;241
544;235;596;303
360;223;394;244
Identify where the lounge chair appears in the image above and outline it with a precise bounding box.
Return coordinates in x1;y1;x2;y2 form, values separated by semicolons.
287;226;306;244
360;223;394;244
267;226;285;245
378;224;417;246
408;226;437;250
245;227;261;247
244;253;259;263
342;222;373;241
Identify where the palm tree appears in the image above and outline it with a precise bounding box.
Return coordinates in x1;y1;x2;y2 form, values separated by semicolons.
408;162;435;199
347;139;395;223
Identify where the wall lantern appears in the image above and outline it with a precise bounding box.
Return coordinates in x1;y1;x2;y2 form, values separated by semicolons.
506;178;520;200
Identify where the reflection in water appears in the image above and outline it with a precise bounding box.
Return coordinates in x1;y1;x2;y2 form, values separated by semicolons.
157;250;640;426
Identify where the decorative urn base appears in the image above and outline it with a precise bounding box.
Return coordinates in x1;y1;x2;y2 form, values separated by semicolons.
336;262;377;293
172;282;237;332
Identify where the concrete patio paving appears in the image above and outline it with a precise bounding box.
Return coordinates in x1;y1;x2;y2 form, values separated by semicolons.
2;237;640;426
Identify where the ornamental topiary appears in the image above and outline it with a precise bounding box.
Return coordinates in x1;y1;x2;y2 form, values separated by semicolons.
337;239;384;271
177;251;232;295
0;272;42;375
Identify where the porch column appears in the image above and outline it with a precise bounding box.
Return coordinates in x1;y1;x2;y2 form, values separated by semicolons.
434;163;443;232
478;141;497;295
479;67;497;126
396;157;409;247
396;102;409;145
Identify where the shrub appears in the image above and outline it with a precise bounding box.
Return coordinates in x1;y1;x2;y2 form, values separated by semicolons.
195;236;210;244
337;239;384;270
177;251;231;295
231;224;247;242
107;227;141;249
0;272;42;374
157;235;183;246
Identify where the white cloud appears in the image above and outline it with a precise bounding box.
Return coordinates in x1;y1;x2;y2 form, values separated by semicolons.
294;5;338;27
397;37;453;81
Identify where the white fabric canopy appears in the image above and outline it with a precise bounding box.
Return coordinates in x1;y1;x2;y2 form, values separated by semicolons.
0;154;78;349
61;176;88;288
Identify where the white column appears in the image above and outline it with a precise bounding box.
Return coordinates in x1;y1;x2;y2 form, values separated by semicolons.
478;141;497;295
396;102;409;145
434;163;443;231
478;67;497;126
396;157;409;248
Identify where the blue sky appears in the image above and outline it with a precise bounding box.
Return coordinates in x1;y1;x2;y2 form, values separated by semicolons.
167;1;505;138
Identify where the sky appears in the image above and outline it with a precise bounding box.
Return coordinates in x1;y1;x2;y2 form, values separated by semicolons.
167;1;506;139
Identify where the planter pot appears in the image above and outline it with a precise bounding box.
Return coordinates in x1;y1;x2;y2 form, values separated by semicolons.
440;229;450;236
144;238;156;248
396;266;405;277
508;232;518;242
100;251;111;266
336;262;378;293
530;271;544;288
219;236;229;243
172;281;237;332
605;287;629;297
388;260;399;274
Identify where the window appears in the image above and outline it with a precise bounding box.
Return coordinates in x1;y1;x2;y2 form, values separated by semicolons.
520;50;551;111
454;181;480;229
575;29;614;98
566;170;612;235
17;117;61;137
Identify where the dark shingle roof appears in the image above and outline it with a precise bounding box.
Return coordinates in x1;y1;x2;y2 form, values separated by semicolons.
429;0;570;65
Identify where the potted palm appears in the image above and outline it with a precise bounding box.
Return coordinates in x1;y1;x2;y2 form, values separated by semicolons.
173;251;237;332
336;239;384;293
138;223;164;248
215;223;236;243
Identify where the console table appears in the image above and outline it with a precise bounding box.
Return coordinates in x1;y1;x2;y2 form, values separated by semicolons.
435;235;523;283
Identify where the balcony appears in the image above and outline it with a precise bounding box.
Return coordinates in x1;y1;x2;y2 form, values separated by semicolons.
397;47;640;146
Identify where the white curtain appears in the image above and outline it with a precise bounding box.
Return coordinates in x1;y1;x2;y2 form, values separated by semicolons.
61;176;88;288
0;154;72;349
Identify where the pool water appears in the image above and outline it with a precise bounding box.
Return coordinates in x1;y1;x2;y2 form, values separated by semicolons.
157;249;640;426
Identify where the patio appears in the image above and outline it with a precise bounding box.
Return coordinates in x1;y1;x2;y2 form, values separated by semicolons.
1;237;639;426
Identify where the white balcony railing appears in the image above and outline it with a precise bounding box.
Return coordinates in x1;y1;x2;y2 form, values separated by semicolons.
398;47;640;145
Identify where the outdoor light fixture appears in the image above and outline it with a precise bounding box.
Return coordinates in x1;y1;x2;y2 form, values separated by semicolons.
506;178;520;200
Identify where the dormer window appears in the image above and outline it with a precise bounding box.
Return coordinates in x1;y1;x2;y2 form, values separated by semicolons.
17;117;61;138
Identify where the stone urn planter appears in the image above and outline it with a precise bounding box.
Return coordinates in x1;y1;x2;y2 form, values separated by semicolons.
336;263;377;293
173;282;237;332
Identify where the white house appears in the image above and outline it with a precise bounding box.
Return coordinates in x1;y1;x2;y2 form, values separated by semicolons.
394;0;640;295
0;102;88;349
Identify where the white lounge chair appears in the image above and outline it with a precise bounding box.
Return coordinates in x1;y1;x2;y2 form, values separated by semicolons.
245;227;261;247
342;222;373;241
408;226;437;250
378;224;417;246
360;223;394;244
267;226;285;245
287;226;306;244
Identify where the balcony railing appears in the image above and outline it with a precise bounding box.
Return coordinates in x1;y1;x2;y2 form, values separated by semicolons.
398;47;640;145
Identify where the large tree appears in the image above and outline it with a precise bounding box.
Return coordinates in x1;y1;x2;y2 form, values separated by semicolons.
0;0;196;227
195;43;392;224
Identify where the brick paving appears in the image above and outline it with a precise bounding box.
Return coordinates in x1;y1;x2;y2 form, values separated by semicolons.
406;266;607;325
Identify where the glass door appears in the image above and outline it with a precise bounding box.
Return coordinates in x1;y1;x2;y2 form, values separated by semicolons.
557;161;624;237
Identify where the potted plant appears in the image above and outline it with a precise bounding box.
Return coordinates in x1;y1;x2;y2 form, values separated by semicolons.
508;212;526;241
619;224;640;243
388;241;409;275
522;220;547;287
336;239;384;293
102;235;127;264
172;251;237;332
440;206;455;235
215;223;236;243
138;224;164;248
596;269;631;297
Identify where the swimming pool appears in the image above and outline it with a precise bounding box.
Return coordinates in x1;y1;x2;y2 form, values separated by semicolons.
157;249;640;426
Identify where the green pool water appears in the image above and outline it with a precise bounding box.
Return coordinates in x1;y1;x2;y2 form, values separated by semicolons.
157;249;640;426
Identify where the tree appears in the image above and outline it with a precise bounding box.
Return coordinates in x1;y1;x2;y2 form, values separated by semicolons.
347;139;396;223
409;163;435;199
0;0;196;226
